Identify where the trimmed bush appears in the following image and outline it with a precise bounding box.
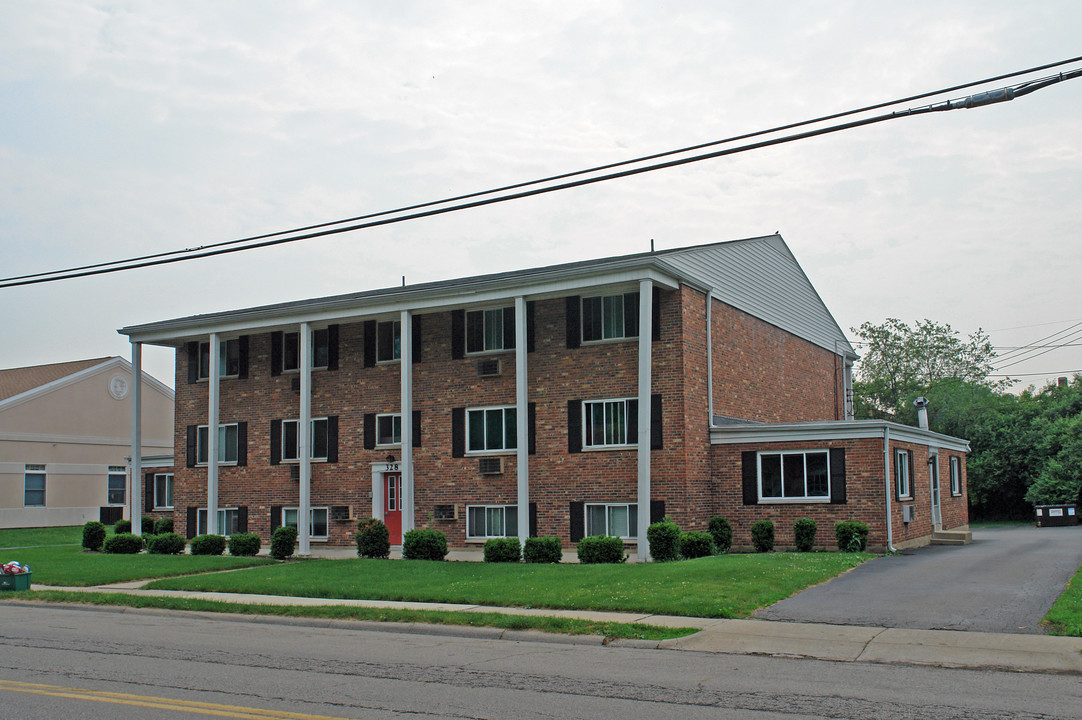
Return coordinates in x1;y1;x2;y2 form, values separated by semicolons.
153;517;174;535
141;533;157;548
576;535;627;564
103;533;143;554
402;529;448;561
190;534;227;556
82;521;106;551
114;519;132;534
355;518;391;559
148;533;186;555
483;537;521;563
270;526;298;559
708;516;733;554
141;515;155;534
523;536;562;563
751;519;775;552
680;531;714;559
835;521;870;552
793;518;817;552
646;519;681;562
228;532;261;557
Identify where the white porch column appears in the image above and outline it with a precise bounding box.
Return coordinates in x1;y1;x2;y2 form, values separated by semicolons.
207;333;220;535
130;342;142;536
515;296;529;546
637;279;653;562
299;323;311;555
400;310;414;534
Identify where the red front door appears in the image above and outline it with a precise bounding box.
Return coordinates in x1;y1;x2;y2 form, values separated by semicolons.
385;472;402;544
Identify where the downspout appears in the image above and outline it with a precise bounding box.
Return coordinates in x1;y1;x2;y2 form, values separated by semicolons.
706;290;713;426
883;425;895;552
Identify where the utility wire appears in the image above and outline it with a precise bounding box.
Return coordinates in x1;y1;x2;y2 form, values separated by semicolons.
996;327;1082;370
3;59;1082;289
994;321;1082;364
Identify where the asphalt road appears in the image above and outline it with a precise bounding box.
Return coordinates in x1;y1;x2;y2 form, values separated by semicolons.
2;603;1081;719
756;525;1082;633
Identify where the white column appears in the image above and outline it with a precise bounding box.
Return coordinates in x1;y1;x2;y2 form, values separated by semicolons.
130;342;143;536
400;310;414;534
299;323;311;555
515;296;529;546
207;333;220;535
637;280;653;562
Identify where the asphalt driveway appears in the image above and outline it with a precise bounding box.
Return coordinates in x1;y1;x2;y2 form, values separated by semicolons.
755;525;1082;634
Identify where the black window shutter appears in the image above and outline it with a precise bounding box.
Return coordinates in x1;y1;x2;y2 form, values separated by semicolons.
270;506;281;532
377;321;393;361
412;410;422;448
627;399;638;444
451;310;465;359
270;332;283;376
237;335;249;379
326;416;339;463
363;413;375;450
526;301;536;353
270;419;282;465
326;324;339;371
650;394;663;450
652;287;661;341
186;425;197;468
466;311;484;353
908;450;915;498
237;421;248;467
650;500;665;524
412;314;423;363
529;502;538;537
186;342;199;384
742;451;758;505
623;291;639;339
829;448;847;504
569;502;585;543
451;407;465;458
186;506;197;539
238;506;248;533
528;402;536;455
144;472;155;513
363;320;377;367
565;296;581;349
502;305;516;350
567;400;582;453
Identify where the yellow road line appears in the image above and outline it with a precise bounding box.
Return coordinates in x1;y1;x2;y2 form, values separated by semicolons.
0;679;356;720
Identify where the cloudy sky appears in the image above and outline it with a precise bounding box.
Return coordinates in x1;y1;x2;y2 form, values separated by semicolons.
2;1;1080;392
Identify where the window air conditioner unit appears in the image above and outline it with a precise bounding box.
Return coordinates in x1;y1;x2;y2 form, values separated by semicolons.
902;505;916;523
477;358;501;377
478;457;503;475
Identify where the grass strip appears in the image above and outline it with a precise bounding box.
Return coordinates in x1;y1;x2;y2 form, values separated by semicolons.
0;590;697;641
1044;564;1082;637
0;525;83;549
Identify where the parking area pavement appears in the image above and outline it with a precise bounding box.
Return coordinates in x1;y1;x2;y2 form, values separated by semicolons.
755;525;1082;634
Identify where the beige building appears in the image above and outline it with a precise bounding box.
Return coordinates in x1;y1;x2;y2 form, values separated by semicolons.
0;357;173;528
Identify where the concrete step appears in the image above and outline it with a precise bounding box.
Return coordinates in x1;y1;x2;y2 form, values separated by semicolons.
931;529;972;545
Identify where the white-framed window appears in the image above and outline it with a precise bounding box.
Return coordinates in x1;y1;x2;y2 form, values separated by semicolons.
197;423;239;465
950;456;961;496
585;503;637;539
582;292;638;342
282;328;330;372
281;418;329;462
895;448;912;499
24;464;45;507
196;507;241;536
376;413;402;447
466;307;513;354
198;338;241;379
154;473;174;510
107;467;126;505
466;505;518;539
376;320;401;362
758;451;830;502
282;507;329;539
466;406;517;453
583;398;634;448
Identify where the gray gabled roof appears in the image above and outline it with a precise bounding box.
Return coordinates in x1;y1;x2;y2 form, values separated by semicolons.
119;233;855;357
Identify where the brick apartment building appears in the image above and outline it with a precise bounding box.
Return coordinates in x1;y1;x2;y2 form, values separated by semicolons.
119;234;970;556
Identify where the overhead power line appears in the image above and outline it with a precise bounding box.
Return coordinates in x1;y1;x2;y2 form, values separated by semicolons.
3;57;1082;289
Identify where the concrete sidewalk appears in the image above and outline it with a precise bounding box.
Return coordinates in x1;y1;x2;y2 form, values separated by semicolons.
26;582;1082;675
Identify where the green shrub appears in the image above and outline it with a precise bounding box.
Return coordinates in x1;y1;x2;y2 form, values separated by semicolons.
82;521;106;551
402;529;448;561
483;537;521;563
680;531;714;559
114;519;132;534
576;535;627;564
523;536;562;563
646;519;681;562
793;518;818;552
153;518;174;535
141;515;155;534
228;532;261;557
189;534;227;556
270;526;298;559
751;519;775;552
141;533;157;548
148;533;186;555
708;516;733;553
835;521;870;552
103;533;143;554
355;518;391;559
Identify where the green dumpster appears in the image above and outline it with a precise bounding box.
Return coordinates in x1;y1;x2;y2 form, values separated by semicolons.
0;572;31;591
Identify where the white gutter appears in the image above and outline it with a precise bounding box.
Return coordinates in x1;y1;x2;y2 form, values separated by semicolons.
883;425;895;552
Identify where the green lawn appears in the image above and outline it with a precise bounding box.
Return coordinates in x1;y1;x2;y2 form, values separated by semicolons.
1044;565;1082;636
148;552;870;618
0;525;83;548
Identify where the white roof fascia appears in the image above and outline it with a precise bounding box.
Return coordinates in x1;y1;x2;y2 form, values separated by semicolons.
0;357;174;414
710;420;970;453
